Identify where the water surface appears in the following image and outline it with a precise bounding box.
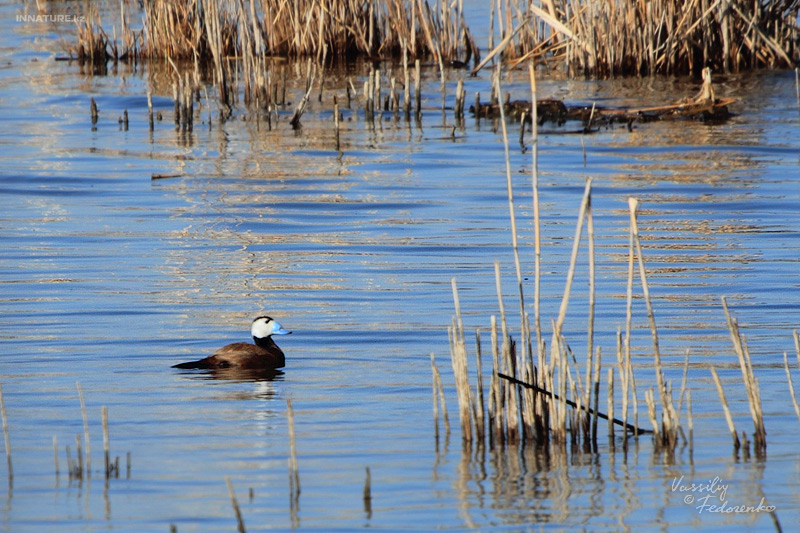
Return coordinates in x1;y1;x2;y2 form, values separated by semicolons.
1;1;800;531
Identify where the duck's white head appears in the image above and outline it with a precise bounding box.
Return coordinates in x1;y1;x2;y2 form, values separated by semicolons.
251;316;291;339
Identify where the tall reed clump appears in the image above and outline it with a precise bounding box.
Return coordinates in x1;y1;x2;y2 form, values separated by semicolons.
489;0;800;76
70;0;477;67
708;298;767;456
440;62;692;453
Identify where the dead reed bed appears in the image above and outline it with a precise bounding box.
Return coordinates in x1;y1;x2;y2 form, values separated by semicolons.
69;0;477;67
486;0;800;76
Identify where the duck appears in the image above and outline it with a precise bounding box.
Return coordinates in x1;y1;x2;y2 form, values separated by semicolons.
172;316;291;370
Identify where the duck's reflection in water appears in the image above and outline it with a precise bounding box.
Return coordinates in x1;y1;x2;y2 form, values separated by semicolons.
190;367;284;383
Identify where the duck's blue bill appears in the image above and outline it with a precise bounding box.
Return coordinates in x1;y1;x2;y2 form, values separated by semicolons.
273;323;291;335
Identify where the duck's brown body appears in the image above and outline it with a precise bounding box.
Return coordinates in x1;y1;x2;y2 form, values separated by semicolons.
172;316;290;370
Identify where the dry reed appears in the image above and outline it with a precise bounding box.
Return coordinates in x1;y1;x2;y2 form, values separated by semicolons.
627;198;681;448
787;331;800;423
449;278;474;443
0;384;11;481
710;367;741;449
721;298;767;451
53;435;59;480
286;398;300;503
490;0;799;76
363;466;372;517
70;0;477;68
429;352;450;441
102;405;121;478
77;382;91;476
226;476;247;533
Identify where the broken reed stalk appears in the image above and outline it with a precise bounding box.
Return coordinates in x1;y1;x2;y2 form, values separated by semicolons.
710;367;741;449
687;390;694;449
554;179;593;337
592;347;602;441
402;43;411;118
414;60;422;118
90;97;99;125
789;331;800;424
628;198;679;444
584;176;596;439
795;68;800;134
616;331;630;440
449;278;474;442
290;72;316;129
363;466;372;514
488;315;503;444
286;398;300;499
644;389;660;442
454;79;465;121
474;329;486;444
0;384;11;481
226;476;247;533
53;435;59;480
77;382;91;476
783;350;800;424
493;263;520;444
76;433;83;477
334;99;341;152
147;90;154;131
492;64;530;373
102;405;112;478
721;297;766;449
430;352;450;440
527;62;542;351
607;368;614;437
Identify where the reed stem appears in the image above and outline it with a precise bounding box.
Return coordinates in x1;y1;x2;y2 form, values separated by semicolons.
628;198;676;439
226;476;247;533
102;405;110;478
783;351;800;424
0;384;11;481
721;297;766;450
363;466;372;516
77;382;91;476
710;367;741;449
493;64;528;371
449;278;473;442
287;398;300;500
53;435;59;480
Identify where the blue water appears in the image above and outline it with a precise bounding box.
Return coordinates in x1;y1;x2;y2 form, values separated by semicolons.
2;1;800;531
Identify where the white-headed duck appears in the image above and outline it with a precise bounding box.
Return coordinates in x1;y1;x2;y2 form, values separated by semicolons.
172;316;291;370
